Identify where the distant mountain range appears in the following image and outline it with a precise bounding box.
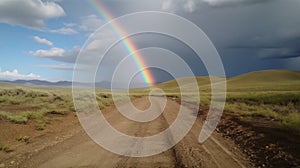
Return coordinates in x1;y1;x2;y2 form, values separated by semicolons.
0;79;147;89
1;69;299;89
1;79;72;86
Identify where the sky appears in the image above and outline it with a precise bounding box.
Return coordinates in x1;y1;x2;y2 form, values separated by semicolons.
0;0;299;84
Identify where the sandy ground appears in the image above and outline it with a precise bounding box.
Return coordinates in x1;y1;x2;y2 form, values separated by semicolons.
1;97;249;168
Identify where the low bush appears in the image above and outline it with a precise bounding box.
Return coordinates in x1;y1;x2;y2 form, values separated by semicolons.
16;135;30;143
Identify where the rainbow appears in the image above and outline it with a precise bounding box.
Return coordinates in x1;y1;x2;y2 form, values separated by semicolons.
87;0;155;86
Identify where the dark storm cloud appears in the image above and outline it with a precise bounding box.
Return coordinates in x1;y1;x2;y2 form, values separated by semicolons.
201;0;272;7
259;48;300;60
47;0;300;77
161;0;273;13
178;0;300;70
98;0;300;75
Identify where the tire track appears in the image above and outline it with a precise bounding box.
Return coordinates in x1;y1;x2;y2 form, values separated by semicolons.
20;96;249;168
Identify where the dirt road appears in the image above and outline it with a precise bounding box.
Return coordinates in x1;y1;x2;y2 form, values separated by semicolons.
22;97;249;168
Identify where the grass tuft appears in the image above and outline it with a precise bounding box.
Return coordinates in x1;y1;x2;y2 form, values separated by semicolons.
16;135;30;143
0;143;12;152
8;115;28;124
282;113;300;132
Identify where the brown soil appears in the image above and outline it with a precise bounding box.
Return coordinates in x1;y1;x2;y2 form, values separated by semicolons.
200;108;300;168
0;112;80;167
1;105;40;113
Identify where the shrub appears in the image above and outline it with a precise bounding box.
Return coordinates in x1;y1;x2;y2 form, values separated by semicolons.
16;135;30;143
35;120;45;130
282;112;300;132
8;115;28;124
0;143;11;152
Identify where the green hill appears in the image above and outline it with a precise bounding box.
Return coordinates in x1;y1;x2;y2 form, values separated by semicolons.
227;69;300;84
226;70;300;92
149;69;300;93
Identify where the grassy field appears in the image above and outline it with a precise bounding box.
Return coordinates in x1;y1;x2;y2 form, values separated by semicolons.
0;85;116;131
0;69;299;168
0;69;299;150
143;70;300;132
223;70;300;132
0;84;116;152
0;86;72;129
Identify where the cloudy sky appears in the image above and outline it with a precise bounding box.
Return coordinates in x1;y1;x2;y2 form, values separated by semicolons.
0;0;299;83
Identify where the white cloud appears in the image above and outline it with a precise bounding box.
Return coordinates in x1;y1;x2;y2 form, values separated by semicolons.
48;15;103;34
63;22;77;27
50;27;78;35
38;64;74;71
162;0;174;11
184;0;197;13
202;0;268;6
203;0;234;6
79;15;103;31
161;0;199;13
30;47;65;57
29;46;80;63
33;36;53;46
0;0;65;28
0;68;41;81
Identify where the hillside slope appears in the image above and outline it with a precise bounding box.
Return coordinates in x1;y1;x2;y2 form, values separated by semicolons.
150;69;300;92
227;70;300;84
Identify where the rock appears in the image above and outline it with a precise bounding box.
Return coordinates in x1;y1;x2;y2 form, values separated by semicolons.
0;163;5;168
10;160;15;165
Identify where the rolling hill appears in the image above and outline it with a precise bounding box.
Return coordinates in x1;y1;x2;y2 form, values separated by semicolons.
226;69;300;84
150;69;300;92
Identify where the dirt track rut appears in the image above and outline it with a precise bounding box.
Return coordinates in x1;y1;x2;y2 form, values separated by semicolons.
22;97;249;168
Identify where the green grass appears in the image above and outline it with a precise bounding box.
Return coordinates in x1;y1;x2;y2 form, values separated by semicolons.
223;91;300;131
226;92;300;106
227;69;300;84
96;93;113;109
132;71;300;126
8;115;29;124
145;70;300;132
281;113;300;132
16;135;30;143
0;143;11;152
0;87;74;130
0;108;71;130
35;119;46;130
0;86;117;130
225;103;279;118
1;69;300;133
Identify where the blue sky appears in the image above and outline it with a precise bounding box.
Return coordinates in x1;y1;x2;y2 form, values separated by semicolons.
0;0;299;82
0;0;99;81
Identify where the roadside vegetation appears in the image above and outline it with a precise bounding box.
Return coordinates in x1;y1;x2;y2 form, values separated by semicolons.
224;70;300;132
0;143;11;153
0;87;74;130
144;70;300;132
224;92;300;132
0;70;299;163
16;135;30;143
0;86;118;131
142;70;300;167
